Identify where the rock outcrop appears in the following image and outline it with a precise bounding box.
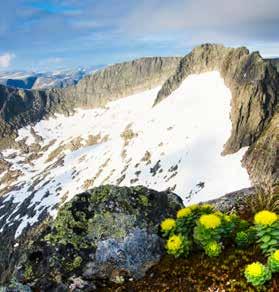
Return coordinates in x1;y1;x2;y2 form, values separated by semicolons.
0;57;181;149
10;185;182;290
267;58;279;73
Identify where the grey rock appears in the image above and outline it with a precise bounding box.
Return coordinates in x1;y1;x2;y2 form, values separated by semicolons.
208;187;255;213
266;58;279;73
94;228;163;280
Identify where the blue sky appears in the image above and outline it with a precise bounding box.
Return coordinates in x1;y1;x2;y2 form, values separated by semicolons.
1;0;279;71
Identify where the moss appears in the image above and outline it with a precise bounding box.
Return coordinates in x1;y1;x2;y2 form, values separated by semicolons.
139;195;149;207
44;205;89;249
89;185;111;203
87;212;137;241
101;247;276;291
64;256;83;272
23;265;33;281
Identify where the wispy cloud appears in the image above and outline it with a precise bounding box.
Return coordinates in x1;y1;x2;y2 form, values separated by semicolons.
0;52;15;68
1;0;279;70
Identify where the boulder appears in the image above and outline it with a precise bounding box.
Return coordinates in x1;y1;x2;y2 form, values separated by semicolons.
13;185;182;290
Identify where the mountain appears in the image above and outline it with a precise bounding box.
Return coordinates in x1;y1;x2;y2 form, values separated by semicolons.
266;58;279;72
0;68;96;90
0;44;278;284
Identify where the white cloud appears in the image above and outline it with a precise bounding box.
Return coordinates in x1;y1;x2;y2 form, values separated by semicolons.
0;52;15;68
122;0;279;44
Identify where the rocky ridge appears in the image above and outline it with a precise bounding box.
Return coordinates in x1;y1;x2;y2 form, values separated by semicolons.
0;57;181;149
154;44;279;186
155;44;279;155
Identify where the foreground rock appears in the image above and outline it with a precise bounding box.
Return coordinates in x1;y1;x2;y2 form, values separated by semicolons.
11;185;182;291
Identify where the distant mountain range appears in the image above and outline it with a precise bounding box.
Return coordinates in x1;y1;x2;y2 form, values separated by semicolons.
0;67;102;90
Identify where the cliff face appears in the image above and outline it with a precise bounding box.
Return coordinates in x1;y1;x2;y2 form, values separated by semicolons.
64;57;182;108
242;110;279;187
155;44;279;156
0;57;181;149
267;58;279;72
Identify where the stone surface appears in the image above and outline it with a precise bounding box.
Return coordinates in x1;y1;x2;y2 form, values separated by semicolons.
242;110;279;187
208;187;255;213
11;185;182;290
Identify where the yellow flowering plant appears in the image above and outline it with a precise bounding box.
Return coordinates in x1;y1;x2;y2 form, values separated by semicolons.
199;214;221;229
267;250;279;272
193;213;223;251
174;204;215;239
254;210;277;225
254;210;279;254
204;241;221;257
160;218;176;236
244;262;271;287
160;206;278;288
166;234;190;257
177;207;192;219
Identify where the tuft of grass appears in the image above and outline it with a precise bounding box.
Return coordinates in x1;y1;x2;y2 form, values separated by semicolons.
243;186;279;214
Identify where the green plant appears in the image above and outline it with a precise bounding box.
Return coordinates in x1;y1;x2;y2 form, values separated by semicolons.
204;241;222;257
175;204;215;239
244;262;272;287
23;265;33;281
254;210;279;254
193;213;223;253
166;234;190;257
160;218;176;237
267;250;279;273
243;187;279;214
235;227;256;248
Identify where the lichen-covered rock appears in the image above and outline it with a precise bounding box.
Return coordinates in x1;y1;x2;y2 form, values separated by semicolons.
14;185;182;290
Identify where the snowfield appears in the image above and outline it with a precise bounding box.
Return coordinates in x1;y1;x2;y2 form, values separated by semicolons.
0;71;250;237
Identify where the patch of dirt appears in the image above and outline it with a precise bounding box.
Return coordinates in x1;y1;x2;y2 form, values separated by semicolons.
46;145;65;163
0;169;23;186
120;125;137;161
141;151;151;165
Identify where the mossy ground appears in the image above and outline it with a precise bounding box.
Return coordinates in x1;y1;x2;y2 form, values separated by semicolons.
100;247;279;291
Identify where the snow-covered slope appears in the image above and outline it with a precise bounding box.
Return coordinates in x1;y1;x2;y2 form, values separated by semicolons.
0;71;250;237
